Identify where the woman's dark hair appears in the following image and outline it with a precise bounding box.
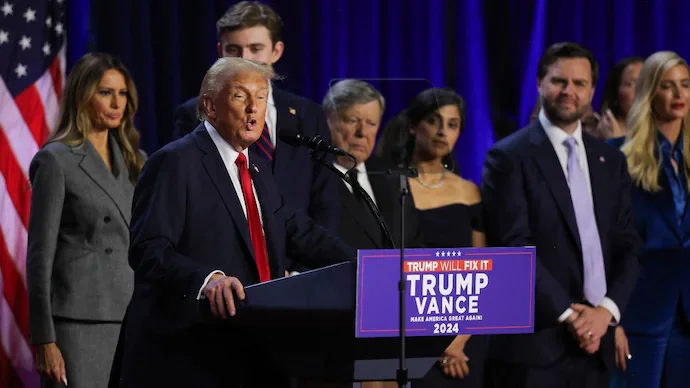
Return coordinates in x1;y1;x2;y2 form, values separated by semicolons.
599;56;644;119
376;87;465;173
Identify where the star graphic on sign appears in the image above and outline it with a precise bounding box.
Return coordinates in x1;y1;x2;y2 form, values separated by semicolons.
451;251;457;257
15;63;27;78
1;2;13;16
46;16;52;27
435;251;440;257
441;251;446;257
0;30;8;45
55;22;63;35
42;42;50;55
23;7;35;22
19;35;31;50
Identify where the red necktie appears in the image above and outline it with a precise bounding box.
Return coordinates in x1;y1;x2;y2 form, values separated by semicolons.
252;123;274;161
235;153;271;282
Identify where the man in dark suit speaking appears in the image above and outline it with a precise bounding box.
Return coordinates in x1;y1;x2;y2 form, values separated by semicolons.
116;57;355;388
481;42;640;387
173;1;339;234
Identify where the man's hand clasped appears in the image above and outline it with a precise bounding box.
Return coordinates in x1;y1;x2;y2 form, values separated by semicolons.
566;303;613;354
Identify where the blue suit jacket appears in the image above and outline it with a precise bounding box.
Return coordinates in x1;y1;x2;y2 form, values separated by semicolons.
617;158;690;336
117;125;355;387
605;135;690;335
172;88;340;234
481;121;640;370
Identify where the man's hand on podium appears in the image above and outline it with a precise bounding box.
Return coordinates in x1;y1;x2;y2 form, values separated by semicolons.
202;274;246;319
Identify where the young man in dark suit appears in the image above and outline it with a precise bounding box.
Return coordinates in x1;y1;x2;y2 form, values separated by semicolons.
173;1;339;234
481;42;640;388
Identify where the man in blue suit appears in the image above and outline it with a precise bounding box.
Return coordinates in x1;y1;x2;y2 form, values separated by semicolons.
173;1;339;236
481;42;640;388
115;57;355;388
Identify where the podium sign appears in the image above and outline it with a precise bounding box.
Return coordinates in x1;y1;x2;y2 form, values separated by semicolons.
355;247;535;338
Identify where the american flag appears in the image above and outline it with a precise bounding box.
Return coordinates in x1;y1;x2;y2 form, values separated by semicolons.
0;0;66;387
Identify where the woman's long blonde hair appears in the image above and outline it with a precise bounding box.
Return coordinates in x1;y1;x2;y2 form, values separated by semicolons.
622;51;690;192
48;52;144;183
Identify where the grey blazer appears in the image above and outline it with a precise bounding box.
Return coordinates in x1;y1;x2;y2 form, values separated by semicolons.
26;134;136;345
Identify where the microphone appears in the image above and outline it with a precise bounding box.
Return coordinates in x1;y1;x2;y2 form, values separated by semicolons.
279;132;352;157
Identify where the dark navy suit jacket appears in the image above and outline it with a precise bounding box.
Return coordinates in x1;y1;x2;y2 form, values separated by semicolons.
173;88;339;234
607;137;690;336
336;156;424;250
481;120;640;370
117;125;355;387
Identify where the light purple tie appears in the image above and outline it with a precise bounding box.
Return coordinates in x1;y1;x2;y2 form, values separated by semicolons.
564;137;607;306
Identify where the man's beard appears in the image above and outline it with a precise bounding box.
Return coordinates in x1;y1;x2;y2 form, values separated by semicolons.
542;98;588;127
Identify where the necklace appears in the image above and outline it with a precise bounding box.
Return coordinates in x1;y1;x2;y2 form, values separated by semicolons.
415;168;446;189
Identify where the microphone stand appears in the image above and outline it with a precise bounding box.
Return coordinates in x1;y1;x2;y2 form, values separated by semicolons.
309;149;417;388
368;165;417;388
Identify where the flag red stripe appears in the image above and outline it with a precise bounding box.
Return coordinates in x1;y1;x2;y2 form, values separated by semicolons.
0;344;23;388
0;231;30;342
0;125;31;228
2;41;65;388
49;55;62;101
13;86;50;146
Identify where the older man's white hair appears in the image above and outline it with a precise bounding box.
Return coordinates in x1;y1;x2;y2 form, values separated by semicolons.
196;57;277;120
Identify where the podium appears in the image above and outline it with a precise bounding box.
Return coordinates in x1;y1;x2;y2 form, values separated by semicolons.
228;261;451;382
223;246;536;383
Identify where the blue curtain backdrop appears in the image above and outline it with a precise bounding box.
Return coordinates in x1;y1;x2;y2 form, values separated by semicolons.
66;0;690;184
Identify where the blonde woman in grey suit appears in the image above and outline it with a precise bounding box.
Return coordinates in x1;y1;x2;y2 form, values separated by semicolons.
26;52;145;388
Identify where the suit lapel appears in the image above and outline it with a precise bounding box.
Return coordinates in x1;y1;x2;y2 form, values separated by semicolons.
680;189;690;240
583;136;612;246
339;181;382;247
194;129;256;268
529;123;582;250
272;88;300;178
75;135;132;226
249;157;282;279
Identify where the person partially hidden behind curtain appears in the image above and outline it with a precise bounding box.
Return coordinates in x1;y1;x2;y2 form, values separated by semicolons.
376;87;489;388
26;52;146;388
609;51;690;388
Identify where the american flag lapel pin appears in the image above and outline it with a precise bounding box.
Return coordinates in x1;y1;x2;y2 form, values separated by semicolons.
289;107;296;115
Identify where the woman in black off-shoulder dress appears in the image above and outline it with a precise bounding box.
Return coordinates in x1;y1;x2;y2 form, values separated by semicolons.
376;88;489;388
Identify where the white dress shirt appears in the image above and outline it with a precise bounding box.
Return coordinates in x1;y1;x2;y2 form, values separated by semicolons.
196;120;265;299
265;84;277;147
538;110;620;324
333;161;378;207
